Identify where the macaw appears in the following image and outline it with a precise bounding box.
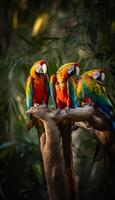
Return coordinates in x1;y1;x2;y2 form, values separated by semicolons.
50;62;80;110
76;68;115;163
26;60;50;135
76;68;115;131
50;62;80;199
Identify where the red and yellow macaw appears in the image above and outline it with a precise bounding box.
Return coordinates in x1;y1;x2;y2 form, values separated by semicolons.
26;60;49;108
50;62;80;199
76;68;115;130
50;62;79;110
26;60;50;134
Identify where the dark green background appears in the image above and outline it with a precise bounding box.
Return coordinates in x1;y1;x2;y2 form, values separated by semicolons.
0;0;115;199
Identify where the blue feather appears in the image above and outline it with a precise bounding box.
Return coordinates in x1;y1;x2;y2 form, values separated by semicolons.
67;77;77;108
49;74;57;108
26;76;33;109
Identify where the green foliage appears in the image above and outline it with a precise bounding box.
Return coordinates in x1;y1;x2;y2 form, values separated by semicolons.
0;0;115;199
72;129;115;200
0;140;46;200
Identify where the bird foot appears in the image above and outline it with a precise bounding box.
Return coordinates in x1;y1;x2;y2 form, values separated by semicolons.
34;103;47;109
42;103;47;108
55;108;61;115
34;103;39;108
38;103;47;109
65;107;70;113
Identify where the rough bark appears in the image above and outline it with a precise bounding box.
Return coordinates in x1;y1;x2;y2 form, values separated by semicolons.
27;105;112;131
34;110;70;200
75;121;115;178
59;121;77;200
26;105;115;198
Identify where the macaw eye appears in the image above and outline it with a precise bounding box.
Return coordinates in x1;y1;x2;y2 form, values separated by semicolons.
42;63;47;74
68;65;74;74
101;72;105;81
93;71;100;79
76;66;80;75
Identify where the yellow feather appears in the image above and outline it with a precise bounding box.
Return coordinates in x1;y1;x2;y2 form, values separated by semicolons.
57;62;78;80
84;68;105;77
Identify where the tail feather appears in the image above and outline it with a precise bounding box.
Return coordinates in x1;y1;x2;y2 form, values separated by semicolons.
100;105;115;131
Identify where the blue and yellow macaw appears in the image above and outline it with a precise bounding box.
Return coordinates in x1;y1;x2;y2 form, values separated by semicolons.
26;60;50;134
76;68;115;130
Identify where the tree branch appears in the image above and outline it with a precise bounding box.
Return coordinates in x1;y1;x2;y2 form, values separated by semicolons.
26;105;112;131
32;110;70;200
26;105;115;196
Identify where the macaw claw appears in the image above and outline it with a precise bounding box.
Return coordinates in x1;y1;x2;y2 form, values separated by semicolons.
65;107;70;113
55;108;61;115
42;103;47;108
34;103;39;108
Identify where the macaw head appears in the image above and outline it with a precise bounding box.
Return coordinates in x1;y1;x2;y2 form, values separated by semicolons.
30;60;47;78
57;62;80;81
84;68;105;82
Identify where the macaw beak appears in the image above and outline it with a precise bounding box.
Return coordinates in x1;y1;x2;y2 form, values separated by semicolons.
101;72;105;81
76;66;80;75
92;71;100;80
42;63;47;74
35;62;47;74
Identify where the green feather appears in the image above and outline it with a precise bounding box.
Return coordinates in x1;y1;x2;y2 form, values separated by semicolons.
49;74;57;107
26;76;33;109
77;75;112;108
67;77;77;108
45;75;50;105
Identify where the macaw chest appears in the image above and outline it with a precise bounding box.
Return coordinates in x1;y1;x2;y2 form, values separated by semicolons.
55;82;69;102
32;78;46;101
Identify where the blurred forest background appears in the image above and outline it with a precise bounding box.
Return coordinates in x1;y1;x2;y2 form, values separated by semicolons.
0;0;115;199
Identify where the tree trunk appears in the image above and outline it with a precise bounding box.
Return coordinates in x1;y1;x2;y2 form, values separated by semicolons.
38;114;70;200
27;105;115;198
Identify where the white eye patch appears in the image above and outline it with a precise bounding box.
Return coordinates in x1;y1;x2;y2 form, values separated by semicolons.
35;63;41;73
93;71;100;79
36;68;43;73
35;63;41;69
68;65;74;74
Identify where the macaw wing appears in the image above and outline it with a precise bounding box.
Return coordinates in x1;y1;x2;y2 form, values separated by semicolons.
44;74;50;104
49;74;57;107
67;77;77;108
77;75;112;109
26;76;33;109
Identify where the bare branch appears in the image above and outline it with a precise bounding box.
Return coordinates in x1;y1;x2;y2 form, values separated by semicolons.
26;105;112;131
